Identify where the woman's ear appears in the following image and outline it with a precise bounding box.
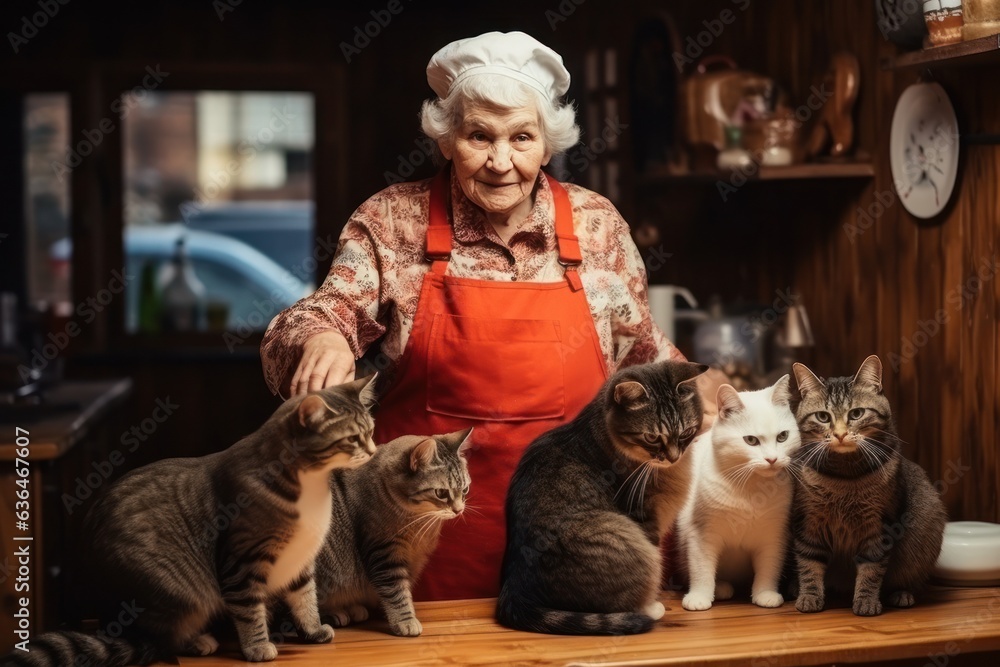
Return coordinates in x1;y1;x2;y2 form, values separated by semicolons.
541;148;552;167
438;137;454;161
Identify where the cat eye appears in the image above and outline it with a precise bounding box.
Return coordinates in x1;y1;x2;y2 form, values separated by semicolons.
776;431;789;443
743;436;760;446
462;485;470;497
434;489;449;501
680;427;697;440
642;433;661;445
814;412;832;423
848;408;866;420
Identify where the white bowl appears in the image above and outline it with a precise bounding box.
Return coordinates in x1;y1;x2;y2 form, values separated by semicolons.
933;521;1000;586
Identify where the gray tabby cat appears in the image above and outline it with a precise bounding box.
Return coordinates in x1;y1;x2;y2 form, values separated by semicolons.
790;355;947;616
5;376;378;667
314;429;472;636
498;360;708;635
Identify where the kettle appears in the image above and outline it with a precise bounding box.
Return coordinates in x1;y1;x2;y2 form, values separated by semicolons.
648;285;705;343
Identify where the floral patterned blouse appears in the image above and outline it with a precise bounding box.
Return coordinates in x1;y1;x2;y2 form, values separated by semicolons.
260;169;684;396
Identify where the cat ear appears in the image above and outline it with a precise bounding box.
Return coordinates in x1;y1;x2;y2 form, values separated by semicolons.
334;373;378;408
441;427;474;455
792;362;825;397
770;374;792;406
672;362;710;388
716;384;744;419
298;395;331;431
409;437;438;472
614;381;649;409
853;355;883;393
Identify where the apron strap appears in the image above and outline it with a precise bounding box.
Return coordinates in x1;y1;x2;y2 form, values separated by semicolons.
426;168;452;275
543;173;584;292
426;168;585;290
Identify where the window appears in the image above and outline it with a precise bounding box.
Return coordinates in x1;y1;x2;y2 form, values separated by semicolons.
23;93;71;314
121;91;315;334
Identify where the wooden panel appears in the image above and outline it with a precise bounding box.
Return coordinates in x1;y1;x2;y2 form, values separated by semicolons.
173;588;1000;667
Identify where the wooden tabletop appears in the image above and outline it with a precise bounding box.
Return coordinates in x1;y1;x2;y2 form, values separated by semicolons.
172;587;1000;666
0;378;133;460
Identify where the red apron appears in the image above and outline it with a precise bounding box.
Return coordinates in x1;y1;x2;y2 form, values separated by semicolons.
372;169;608;601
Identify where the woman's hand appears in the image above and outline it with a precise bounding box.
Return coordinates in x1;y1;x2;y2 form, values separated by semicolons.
290;331;356;396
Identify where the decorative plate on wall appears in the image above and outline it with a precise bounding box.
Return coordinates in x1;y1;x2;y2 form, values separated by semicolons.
890;82;960;219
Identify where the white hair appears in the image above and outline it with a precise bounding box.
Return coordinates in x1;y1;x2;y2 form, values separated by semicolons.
419;75;580;161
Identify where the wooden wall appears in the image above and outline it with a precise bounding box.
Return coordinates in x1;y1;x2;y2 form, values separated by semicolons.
646;0;999;522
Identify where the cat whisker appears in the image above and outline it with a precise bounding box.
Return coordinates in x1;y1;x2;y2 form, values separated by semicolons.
395;512;435;538
615;459;651;503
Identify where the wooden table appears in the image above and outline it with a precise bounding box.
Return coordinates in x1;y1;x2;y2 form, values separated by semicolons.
172;587;1000;666
0;379;133;651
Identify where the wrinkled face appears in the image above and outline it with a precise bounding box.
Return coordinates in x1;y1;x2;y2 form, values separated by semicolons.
439;101;551;223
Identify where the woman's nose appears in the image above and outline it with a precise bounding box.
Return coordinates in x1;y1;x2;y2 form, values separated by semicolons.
487;143;513;172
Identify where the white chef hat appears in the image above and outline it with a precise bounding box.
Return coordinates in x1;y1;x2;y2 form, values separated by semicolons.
426;31;571;102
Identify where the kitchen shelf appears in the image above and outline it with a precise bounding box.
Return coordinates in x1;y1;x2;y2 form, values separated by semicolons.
639;161;874;185
883;32;1000;69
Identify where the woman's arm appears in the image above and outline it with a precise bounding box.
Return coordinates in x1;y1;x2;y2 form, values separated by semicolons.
260;207;387;398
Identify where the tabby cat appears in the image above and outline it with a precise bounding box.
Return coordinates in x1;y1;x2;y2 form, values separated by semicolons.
790;355;947;616
677;376;801;611
314;429;472;636
498;360;708;635
6;375;378;667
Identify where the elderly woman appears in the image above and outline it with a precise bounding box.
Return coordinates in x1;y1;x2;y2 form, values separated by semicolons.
261;31;717;601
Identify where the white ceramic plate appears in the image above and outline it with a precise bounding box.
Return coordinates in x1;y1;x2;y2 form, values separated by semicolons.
889;82;960;219
933;521;1000;586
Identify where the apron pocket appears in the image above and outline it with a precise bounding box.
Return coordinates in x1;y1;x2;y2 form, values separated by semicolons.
426;313;566;422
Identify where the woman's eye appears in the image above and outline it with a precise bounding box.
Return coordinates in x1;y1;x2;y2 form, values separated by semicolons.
776;431;788;443
470;132;488;142
744;436;760;446
642;433;660;445
434;489;449;501
815;412;831;423
848;408;865;420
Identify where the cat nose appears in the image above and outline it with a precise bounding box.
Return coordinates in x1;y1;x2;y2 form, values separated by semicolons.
765;457;777;465
833;431;849;443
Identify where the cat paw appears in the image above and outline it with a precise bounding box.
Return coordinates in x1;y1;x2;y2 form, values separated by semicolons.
714;581;734;601
390;617;423;637
682;592;713;611
328;609;353;627
642;601;666;620
752;591;784;608
888;590;915;608
242;642;279;662
302;624;335;644
187;633;219;656
795;594;824;613
853;596;883;616
347;604;370;623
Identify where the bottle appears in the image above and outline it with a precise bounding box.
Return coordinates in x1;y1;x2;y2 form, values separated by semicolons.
716;125;753;171
160;237;206;333
137;260;161;334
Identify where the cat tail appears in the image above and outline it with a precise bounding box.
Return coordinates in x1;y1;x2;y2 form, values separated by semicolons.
3;630;162;666
496;590;654;636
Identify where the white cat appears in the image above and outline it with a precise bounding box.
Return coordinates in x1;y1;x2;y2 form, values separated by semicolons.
677;375;801;611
